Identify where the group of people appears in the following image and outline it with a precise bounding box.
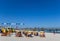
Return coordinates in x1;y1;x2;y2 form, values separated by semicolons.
15;31;45;37
0;28;45;37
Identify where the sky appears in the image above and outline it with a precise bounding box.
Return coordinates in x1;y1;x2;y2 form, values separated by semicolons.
0;0;60;27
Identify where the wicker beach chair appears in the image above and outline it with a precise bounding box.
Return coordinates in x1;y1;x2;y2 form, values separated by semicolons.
1;28;7;36
15;30;22;37
40;31;45;37
33;32;39;36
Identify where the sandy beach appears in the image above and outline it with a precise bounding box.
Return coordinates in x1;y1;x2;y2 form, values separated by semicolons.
0;33;60;41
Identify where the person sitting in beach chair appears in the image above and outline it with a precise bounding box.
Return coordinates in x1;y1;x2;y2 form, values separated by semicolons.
23;31;28;37
15;30;22;37
33;32;39;36
40;31;45;37
27;31;33;37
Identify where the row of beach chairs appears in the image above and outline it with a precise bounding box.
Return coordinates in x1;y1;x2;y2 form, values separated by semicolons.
0;28;45;37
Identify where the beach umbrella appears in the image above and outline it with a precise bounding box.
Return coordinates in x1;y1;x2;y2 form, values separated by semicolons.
11;23;16;25
20;23;24;26
1;23;6;25
16;23;20;25
6;23;11;25
1;23;7;27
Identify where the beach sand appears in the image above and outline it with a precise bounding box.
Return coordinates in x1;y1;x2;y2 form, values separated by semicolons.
0;33;60;41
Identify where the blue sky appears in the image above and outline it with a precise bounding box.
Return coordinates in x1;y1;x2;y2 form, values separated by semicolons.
0;0;60;27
